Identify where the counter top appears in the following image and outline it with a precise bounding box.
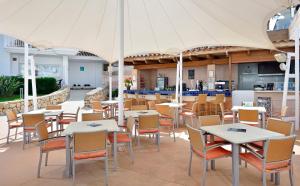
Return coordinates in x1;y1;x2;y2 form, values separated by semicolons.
233;90;296;93
124;89;231;97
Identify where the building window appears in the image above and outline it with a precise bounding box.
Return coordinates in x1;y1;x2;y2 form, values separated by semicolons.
80;66;85;72
19;64;60;78
188;69;195;79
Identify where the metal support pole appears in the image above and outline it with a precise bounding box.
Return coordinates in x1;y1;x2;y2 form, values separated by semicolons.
24;43;29;113
175;62;179;102
117;0;124;127
295;29;299;130
109;64;113;100
179;52;183;105
29;56;37;110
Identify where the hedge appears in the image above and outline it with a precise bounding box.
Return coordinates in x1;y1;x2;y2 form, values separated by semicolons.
13;76;59;95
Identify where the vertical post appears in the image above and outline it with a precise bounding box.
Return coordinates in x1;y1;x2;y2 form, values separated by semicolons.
109;64;113;100
175;62;179;102
179;52;183;105
118;0;124;127
24;43;29;113
295;29;299;130
62;56;69;86
29;56;38;110
229;54;232;91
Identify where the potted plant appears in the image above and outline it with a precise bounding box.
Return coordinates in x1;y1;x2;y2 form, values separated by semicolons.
124;78;133;90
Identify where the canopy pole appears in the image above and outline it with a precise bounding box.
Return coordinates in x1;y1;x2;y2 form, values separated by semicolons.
118;0;124;126
295;29;299;130
108;64;112;100
24;43;29;113
179;52;183;105
175;62;179;102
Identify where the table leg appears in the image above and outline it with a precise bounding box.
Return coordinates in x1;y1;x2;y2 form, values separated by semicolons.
233;111;237;123
113;131;117;171
232;143;240;186
65;135;71;177
176;108;179;128
262;113;266;128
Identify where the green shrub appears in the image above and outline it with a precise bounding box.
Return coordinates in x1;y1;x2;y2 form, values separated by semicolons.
112;89;118;98
0;76;21;97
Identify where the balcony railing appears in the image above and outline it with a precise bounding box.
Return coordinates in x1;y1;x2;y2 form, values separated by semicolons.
4;36;34;48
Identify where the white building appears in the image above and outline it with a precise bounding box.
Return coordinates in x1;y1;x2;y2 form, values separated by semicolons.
0;34;109;89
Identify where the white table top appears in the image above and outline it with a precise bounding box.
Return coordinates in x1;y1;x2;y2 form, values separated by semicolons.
231;106;266;113
29;109;63;116
200;123;283;144
157;102;186;108
101;100;119;104
124;110;159;118
62;119;119;136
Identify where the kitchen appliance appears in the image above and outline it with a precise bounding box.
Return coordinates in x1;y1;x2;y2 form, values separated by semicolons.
157;77;168;90
253;84;265;91
266;83;274;90
215;81;226;90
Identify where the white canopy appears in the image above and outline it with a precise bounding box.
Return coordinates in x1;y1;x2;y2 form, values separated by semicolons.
0;0;296;62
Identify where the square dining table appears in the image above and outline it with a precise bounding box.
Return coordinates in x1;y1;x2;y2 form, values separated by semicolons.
124;110;159;118
231;106;267;128
62;119;119;177
200;123;283;186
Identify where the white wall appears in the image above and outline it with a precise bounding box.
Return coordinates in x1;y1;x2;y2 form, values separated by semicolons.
0;35;11;75
69;59;104;88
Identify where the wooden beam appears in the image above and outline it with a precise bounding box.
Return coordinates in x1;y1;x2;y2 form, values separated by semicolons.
230;50;276;64
134;58;228;70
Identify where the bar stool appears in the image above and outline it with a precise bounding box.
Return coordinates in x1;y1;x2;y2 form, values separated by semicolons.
209;94;224;115
197;94;207;116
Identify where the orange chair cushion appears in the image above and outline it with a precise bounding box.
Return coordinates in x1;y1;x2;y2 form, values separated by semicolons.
74;150;107;160
240;152;290;172
42;138;66;152
160;115;172;119
192;146;231;160
224;115;234;119
139;129;159;134
108;133;131;143
159;120;173;127
58;119;76;124
9;121;22;128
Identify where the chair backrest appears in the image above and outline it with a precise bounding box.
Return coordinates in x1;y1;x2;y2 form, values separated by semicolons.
171;94;176;100
265;136;296;163
280;106;288;117
135;93;139;99
124;99;132;110
219;103;225;118
22;113;45;128
126;116;135;133
199;115;221;126
238;109;258;123
35;121;49;141
147;101;156;110
46;105;62;110
197;94;207;104
138;115;159;130
73;131;107;153
131;105;148;110
82;113;103;121
267;118;293;136
92;101;102;111
191;102;198;113
6;110;18;122
215;94;225;103
155;93;161;100
186;124;205;152
124;93;129;99
155;104;173;118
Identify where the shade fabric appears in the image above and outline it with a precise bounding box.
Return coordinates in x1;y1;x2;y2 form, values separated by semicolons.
0;0;296;62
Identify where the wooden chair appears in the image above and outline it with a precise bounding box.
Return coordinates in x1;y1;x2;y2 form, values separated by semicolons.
249;118;294;150
5;110;23;144
72;130;108;185
135;93;146;105
197;94;207;116
186;124;231;186
240;136;296;186
155;93;168;104
22;113;51;149
155;104;176;141
124;99;133;111
108;116;135;162
198;115;226;144
147;100;156;110
209;94;224;115
131;105;148;110
35;121;65;177
180;102;198;125
58;107;80;130
82;113;103;121
219;103;234;124
137;115;160;151
238;109;259;126
272;106;288;120
45;105;62;110
92;101;108;118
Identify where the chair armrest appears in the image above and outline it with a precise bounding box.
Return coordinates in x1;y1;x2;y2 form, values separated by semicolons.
206;142;228;151
241;144;264;159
